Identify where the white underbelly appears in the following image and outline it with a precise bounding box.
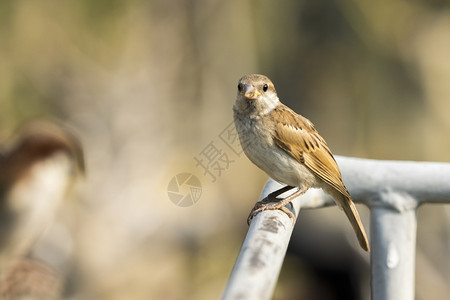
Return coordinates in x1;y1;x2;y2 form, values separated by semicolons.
239;126;316;188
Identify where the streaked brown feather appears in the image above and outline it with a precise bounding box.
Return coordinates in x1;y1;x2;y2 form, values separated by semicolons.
271;105;351;199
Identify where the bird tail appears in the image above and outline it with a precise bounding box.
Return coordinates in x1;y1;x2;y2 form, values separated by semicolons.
341;196;370;252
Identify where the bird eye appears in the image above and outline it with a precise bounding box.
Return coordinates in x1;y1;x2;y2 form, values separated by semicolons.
263;84;268;92
238;83;243;92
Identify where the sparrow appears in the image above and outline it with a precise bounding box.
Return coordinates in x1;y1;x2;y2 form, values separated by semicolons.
233;74;370;252
0;120;85;261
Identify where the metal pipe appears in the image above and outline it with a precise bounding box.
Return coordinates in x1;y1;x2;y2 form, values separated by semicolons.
222;181;329;300
223;156;450;299
371;206;417;300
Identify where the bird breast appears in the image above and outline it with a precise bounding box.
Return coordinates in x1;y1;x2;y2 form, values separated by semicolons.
234;114;317;188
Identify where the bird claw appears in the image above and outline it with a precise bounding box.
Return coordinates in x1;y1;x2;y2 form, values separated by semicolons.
246;197;296;225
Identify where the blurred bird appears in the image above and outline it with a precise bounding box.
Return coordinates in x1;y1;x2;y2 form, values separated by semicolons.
233;74;370;252
0;120;85;261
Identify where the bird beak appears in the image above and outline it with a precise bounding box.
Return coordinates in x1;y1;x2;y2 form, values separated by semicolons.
242;84;260;100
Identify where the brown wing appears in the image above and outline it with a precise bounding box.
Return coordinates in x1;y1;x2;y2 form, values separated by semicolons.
270;105;351;198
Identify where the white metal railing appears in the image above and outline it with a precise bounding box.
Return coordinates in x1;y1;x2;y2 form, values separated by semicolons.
222;156;450;300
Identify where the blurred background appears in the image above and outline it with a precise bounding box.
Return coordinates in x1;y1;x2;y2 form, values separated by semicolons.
0;0;449;299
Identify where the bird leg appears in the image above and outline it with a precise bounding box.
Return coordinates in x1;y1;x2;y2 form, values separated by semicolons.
247;185;307;225
253;185;295;207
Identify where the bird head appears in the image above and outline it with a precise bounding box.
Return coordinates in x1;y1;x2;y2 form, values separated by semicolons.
234;74;279;116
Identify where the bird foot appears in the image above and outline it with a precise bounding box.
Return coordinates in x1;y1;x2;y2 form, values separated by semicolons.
246;196;295;225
